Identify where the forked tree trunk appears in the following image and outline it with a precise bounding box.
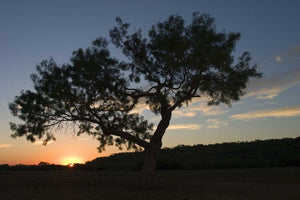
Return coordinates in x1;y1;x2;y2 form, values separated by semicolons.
140;140;162;190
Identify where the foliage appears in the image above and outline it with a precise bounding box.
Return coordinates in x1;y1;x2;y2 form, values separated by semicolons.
9;12;261;154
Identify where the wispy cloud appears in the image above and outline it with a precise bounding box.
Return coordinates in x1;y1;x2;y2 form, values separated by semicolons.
275;45;300;63
174;105;227;118
283;45;300;61
128;98;150;114
130;103;149;114
77;137;90;141
246;67;300;99
33;140;54;145
173;109;198;118
173;98;227;118
206;119;228;129
275;56;283;63
129;96;227;119
246;45;300;99
0;144;12;148
168;124;202;130
231;106;300;120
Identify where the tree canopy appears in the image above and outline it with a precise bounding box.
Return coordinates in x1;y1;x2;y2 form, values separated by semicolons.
9;12;261;153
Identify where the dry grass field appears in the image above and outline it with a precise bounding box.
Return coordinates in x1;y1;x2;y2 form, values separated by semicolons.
1;167;300;200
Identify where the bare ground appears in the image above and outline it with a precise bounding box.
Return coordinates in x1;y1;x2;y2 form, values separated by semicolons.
1;167;299;200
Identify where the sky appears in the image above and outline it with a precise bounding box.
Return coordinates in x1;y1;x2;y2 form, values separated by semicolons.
0;0;299;165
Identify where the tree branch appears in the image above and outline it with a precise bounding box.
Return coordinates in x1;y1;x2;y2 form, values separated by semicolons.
104;127;149;149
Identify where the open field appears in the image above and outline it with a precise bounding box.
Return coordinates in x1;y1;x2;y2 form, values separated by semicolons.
1;167;300;200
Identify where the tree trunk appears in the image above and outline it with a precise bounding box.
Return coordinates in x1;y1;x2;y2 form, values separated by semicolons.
140;140;161;190
140;108;171;189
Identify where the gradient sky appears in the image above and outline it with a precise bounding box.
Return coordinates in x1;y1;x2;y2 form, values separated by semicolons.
1;0;299;165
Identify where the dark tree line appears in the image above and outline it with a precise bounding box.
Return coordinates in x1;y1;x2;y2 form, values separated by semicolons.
84;137;300;170
2;137;299;171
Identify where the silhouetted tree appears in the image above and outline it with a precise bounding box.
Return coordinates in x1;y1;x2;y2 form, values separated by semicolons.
38;162;50;166
9;12;261;189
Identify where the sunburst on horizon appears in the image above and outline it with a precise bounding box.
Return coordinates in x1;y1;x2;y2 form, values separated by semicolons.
61;156;84;166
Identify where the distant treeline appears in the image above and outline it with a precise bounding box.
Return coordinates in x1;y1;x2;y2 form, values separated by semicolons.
1;137;300;171
85;137;300;170
0;162;73;171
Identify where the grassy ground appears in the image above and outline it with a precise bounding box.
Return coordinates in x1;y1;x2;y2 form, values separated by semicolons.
1;167;300;200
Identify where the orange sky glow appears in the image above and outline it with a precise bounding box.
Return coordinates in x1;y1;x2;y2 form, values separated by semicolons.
61;156;84;165
0;135;123;165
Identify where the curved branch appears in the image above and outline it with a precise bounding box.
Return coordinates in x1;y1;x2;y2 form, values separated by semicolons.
104;127;149;149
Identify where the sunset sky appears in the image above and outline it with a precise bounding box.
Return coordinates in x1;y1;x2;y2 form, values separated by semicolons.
1;0;299;165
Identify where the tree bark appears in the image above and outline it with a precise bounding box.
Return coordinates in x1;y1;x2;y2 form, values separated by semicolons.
140;108;172;189
140;140;161;189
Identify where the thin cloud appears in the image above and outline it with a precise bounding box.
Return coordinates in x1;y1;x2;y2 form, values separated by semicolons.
284;45;300;59
231;106;300;120
0;144;12;148
129;96;227;118
130;103;149;114
246;67;300;99
274;45;300;63
33;140;54;145
77;137;90;141
173;98;227;118
173;109;197;118
206;119;228;129
275;56;283;63
129;98;150;114
168;124;202;130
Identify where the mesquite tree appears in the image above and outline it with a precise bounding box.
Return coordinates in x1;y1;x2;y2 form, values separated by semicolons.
9;13;261;188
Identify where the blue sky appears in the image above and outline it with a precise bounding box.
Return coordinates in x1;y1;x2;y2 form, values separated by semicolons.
0;0;299;165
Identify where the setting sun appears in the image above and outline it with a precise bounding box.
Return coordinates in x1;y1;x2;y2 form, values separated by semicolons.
61;156;84;166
